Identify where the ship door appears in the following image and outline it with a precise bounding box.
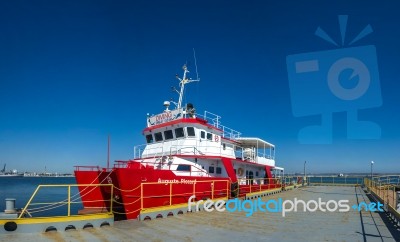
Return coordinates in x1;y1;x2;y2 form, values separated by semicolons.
248;171;254;185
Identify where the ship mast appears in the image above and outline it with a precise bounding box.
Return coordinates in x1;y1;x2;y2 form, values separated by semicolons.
176;64;199;109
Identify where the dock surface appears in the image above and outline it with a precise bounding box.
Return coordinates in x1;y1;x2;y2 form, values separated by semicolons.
2;186;399;242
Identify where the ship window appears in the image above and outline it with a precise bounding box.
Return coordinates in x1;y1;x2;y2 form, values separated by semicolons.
164;130;173;140
207;133;212;140
154;132;163;142
216;167;222;174
256;171;259;176
209;166;215;174
223;143;226;150
200;131;205;139
187;127;195;137
175;128;184;138
177;164;191;171
146;134;154;144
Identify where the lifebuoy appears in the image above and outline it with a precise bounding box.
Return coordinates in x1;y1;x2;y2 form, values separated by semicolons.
237;168;244;176
214;135;219;142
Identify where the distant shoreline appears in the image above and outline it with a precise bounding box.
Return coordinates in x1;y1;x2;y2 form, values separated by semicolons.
22;172;75;178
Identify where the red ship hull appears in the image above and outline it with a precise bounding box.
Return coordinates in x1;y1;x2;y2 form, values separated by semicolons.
75;161;281;220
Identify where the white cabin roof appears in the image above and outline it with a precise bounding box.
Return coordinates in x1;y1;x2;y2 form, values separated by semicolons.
235;137;275;149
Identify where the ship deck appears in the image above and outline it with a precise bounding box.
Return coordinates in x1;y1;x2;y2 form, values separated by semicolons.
2;186;399;242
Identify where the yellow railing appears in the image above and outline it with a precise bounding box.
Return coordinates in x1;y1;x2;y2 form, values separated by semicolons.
364;177;400;224
137;178;288;210
364;178;399;211
16;177;309;219
18;184;114;219
235;178;282;194
281;176;304;186
140;180;230;209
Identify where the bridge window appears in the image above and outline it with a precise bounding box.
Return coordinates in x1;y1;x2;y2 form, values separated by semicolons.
187;127;195;137
207;133;212;140
164;130;173;140
177;164;191;171
216;167;222;174
200;131;205;139
209;166;215;174
154;132;163;142
146;134;154;143
175;128;184;138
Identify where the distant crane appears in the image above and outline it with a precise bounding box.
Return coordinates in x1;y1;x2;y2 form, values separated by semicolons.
1;164;6;173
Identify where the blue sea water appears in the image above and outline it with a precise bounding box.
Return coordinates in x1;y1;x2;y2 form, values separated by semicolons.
0;177;80;217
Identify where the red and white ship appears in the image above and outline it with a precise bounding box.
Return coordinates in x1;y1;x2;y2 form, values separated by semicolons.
74;64;284;220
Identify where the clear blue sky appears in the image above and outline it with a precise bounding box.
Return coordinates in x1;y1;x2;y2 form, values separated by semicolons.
0;1;399;174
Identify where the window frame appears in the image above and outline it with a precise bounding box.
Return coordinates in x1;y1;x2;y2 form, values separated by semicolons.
186;127;196;137
176;164;191;172
154;132;163;142
145;134;154;144
175;127;185;139
164;130;174;140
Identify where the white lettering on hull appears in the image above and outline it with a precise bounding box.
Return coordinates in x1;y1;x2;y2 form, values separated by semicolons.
157;178;197;184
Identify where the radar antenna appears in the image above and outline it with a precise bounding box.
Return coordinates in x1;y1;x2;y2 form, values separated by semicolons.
175;64;199;109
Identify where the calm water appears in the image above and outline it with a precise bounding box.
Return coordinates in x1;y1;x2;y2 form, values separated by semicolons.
0;177;80;217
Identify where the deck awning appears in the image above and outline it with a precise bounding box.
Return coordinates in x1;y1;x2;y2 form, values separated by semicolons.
272;166;284;171
235;137;275;149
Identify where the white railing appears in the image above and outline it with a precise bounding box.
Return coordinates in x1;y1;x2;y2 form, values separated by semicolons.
197;111;241;139
234;148;274;161
203;111;221;128
137;144;228;159
133;143;274;162
146;109;241;140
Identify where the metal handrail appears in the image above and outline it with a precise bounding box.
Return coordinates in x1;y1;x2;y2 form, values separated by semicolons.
140;179;230;209
134;142;274;161
200;111;241;139
74;166;101;171
18;184;114;219
307;176;364;186
364;177;400;222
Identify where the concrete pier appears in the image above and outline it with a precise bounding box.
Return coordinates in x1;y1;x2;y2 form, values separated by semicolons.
1;186;399;241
